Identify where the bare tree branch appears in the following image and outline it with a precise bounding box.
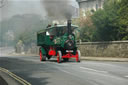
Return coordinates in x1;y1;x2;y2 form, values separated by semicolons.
0;0;6;8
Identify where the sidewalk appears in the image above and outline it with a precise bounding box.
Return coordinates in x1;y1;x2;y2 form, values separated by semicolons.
0;70;20;85
0;75;8;85
3;52;128;62
0;67;31;85
81;57;128;62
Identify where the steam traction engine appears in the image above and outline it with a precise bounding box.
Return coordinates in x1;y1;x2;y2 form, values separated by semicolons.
37;20;80;63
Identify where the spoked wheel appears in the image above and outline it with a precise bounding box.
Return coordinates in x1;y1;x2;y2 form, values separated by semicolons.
76;50;81;62
57;51;62;63
40;49;46;61
63;58;69;62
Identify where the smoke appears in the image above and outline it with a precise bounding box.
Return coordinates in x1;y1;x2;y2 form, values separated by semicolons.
41;0;77;20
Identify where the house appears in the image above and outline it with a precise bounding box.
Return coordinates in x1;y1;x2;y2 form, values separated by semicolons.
76;0;105;16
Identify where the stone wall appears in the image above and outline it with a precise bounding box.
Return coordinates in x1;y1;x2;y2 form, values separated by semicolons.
15;41;128;58
77;41;128;58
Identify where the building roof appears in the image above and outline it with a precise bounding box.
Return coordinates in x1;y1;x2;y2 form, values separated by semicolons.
76;0;95;3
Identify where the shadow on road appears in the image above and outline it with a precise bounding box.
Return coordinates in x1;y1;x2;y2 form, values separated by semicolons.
0;57;50;85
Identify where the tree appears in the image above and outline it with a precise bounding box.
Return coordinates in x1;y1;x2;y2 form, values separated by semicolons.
72;10;96;42
80;15;96;42
74;0;128;42
91;0;120;41
118;0;128;40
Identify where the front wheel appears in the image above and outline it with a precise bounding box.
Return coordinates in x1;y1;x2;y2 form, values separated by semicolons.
76;50;81;62
40;49;46;61
57;51;62;63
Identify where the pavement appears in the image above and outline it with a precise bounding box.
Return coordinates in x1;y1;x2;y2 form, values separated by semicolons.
81;57;128;62
0;75;8;85
1;46;128;62
4;53;128;62
0;56;128;85
0;67;31;85
0;71;19;85
4;54;128;62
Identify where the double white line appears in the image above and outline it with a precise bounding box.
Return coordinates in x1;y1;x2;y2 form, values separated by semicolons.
0;67;31;85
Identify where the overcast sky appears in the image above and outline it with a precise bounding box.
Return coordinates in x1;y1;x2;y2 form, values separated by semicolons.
0;0;78;21
0;0;45;21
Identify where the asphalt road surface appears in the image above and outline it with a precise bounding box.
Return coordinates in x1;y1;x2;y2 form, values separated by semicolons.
0;56;128;85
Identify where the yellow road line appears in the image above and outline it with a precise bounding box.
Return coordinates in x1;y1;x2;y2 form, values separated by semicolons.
0;67;31;85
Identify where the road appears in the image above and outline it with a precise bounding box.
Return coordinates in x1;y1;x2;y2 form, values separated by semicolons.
0;56;128;85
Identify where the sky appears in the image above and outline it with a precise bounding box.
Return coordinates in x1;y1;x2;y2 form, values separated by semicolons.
0;0;79;21
0;0;45;21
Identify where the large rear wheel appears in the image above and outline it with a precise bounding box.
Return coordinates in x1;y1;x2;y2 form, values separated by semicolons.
40;49;46;61
57;51;62;63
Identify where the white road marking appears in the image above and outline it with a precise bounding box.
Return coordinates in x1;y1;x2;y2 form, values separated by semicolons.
125;75;128;78
80;67;108;73
60;69;72;74
56;67;80;78
54;66;74;75
60;64;69;66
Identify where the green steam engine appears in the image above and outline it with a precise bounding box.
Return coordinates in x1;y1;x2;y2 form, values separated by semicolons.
37;20;80;63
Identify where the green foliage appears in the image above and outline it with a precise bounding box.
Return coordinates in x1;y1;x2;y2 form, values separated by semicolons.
91;0;120;41
72;11;96;42
76;0;128;42
118;0;128;40
79;16;96;42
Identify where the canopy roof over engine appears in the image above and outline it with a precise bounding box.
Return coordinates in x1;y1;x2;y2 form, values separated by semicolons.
37;25;78;34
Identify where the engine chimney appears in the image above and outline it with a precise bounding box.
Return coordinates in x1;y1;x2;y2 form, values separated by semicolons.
67;20;72;35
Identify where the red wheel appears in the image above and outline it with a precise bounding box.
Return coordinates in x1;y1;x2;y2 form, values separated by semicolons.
76;50;81;62
40;50;42;61
57;51;62;63
39;49;46;61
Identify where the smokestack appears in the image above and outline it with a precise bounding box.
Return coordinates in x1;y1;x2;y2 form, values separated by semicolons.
67;20;72;35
